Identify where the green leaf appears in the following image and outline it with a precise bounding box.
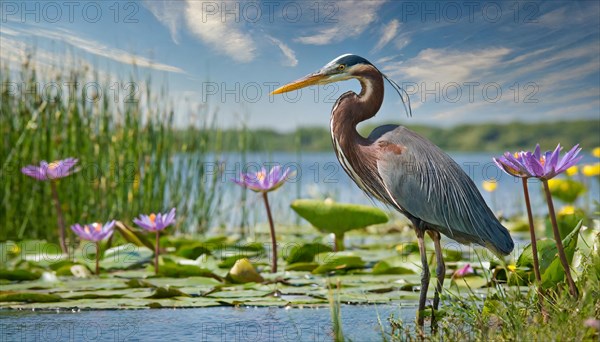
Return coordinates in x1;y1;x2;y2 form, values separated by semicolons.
372;261;414;275
0;292;62;303
114;221;155;251
156;264;223;281
285;262;319;272
312;252;365;274
541;220;583;289
286;243;333;264
176;243;211;260
0;269;41;281
126;279;156;288
290;199;388;235
147;286;190;299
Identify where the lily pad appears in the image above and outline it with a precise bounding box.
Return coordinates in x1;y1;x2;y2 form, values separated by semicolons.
176;243;211;260
147;286;191;299
286;243;333;264
372;261;414;275
291;199;388;251
286;262;319;272
0;269;41;281
155;264;222;281
0;292;62;303
312;252;366;274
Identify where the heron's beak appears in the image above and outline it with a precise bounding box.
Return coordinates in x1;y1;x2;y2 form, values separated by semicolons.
271;73;328;95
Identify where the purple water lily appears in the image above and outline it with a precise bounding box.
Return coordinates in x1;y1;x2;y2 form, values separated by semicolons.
133;208;176;232
71;221;115;242
232;165;293;193
133;208;176;275
233;165;293;273
453;264;474;278
494;144;581;299
21;158;79;254
70;221;115;275
21;158;78;181
494;144;582;180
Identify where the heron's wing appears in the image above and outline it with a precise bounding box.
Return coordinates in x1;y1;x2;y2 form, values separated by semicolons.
371;126;514;255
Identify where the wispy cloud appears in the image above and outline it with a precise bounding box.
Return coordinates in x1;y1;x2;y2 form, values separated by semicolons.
296;1;386;45
184;1;256;63
141;0;185;44
385;47;511;84
2;25;184;74
372;19;399;52
267;36;298;67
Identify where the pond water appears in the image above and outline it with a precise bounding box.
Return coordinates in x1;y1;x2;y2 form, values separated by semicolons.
196;151;599;231
0;304;416;341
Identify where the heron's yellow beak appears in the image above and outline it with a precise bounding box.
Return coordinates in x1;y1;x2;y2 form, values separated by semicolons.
271;73;327;95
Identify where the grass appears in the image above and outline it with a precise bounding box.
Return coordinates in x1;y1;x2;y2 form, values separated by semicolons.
0;60;234;241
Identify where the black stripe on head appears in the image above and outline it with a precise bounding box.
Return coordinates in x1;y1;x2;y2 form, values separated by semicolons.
331;54;373;68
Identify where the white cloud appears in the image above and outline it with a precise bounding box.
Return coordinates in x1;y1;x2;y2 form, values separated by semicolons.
3;26;184;74
142;0;185;44
296;1;386;45
267;36;298;67
184;1;257;63
372;19;399;52
385;47;512;84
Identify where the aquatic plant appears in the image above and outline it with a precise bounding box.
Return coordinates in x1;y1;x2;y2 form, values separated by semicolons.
134;208;176;275
496;144;582;298
233;165;292;273
70;221;115;275
21;158;79;254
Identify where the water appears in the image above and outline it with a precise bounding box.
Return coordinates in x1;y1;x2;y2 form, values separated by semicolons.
0;304;416;341
200;151;599;230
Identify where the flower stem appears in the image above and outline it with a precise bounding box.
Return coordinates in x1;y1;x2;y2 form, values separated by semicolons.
262;192;277;273
50;181;68;254
155;230;160;276
95;241;100;276
542;179;578;298
522;179;542;285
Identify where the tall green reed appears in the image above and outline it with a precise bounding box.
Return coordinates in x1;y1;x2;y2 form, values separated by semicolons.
1;60;223;241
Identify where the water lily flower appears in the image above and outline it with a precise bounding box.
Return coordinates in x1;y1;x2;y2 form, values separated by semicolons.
232;165;293;193
71;221;115;242
233;165;293;273
21;158;78;180
493;152;530;178
453;264;474;278
21;158;79;254
133;208;176;232
522;144;582;180
133;208;176;275
70;221;115;275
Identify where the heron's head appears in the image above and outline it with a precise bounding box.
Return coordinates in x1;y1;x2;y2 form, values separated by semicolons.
271;54;375;95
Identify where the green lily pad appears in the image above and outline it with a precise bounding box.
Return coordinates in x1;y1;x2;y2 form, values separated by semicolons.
312;252;365;274
225;258;264;284
286;243;333;264
0;269;41;281
126;279;156;288
286;262;319;272
372;261;414;275
541;220;582;289
176;243;211;260
291;199;388;236
155;264;223;281
0;292;62;303
147;286;191;299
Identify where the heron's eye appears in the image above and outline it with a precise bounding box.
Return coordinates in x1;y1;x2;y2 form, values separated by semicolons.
338;64;346;71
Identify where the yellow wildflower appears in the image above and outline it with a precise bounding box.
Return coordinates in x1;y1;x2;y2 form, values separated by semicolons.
592;147;600;158
582;163;600;177
482;180;498;192
559;205;576;216
565;166;578;176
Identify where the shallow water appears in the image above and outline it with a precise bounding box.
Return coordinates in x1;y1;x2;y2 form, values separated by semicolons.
0;304;417;341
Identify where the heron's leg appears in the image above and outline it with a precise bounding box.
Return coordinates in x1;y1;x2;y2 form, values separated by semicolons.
416;228;430;328
429;231;445;311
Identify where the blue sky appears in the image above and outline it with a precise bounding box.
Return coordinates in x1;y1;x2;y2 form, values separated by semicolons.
1;1;599;131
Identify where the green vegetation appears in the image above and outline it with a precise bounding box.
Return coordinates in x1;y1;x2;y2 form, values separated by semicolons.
191;120;599;153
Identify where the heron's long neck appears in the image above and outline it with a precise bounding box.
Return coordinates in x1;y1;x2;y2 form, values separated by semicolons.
330;65;386;200
331;65;384;146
